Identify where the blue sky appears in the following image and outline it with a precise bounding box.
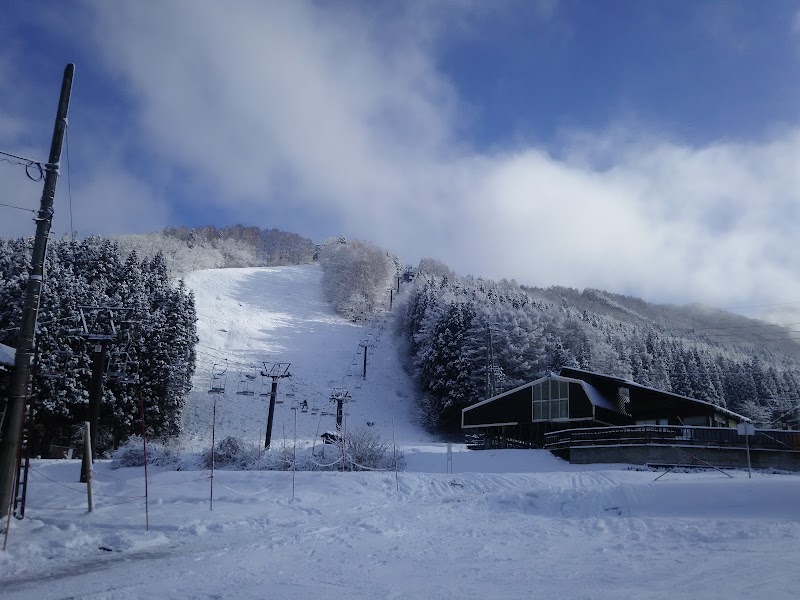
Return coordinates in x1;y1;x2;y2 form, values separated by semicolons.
2;0;800;318
442;2;800;148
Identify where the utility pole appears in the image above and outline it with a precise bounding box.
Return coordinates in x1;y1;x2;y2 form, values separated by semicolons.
0;64;74;519
263;362;291;449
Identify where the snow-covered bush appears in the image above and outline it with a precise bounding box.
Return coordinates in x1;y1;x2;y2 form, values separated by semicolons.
253;445;296;471
318;237;399;320
344;426;394;470
110;436;179;469
202;436;262;469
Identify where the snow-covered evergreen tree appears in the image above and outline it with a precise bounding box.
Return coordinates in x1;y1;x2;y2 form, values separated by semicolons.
0;237;197;453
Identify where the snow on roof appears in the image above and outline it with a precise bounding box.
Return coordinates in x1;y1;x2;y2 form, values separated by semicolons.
559;366;750;422
575;380;619;412
0;342;14;368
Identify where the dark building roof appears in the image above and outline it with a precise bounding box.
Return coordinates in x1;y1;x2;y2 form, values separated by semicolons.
558;367;748;423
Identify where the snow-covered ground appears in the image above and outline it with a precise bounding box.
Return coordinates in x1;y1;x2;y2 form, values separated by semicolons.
2;266;799;598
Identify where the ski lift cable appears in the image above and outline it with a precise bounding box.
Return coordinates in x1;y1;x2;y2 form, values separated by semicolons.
0;201;37;213
195;350;251;368
288;374;332;402
195;348;244;362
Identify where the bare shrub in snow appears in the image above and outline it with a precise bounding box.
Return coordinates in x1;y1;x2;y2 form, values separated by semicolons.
344;426;402;471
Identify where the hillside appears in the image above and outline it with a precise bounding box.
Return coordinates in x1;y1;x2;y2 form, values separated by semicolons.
399;267;800;429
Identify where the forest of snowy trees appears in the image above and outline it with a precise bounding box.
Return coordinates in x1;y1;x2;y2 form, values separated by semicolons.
397;259;800;431
3;224;798;449
0;237;198;454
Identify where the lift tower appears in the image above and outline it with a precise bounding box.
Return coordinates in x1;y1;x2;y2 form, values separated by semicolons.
262;362;291;449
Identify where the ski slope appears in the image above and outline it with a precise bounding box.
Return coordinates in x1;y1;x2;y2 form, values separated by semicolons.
2;265;800;598
181;265;428;450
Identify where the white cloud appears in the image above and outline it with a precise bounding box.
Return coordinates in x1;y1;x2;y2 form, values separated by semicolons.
3;1;799;319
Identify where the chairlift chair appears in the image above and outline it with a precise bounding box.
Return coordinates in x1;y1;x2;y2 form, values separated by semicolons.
236;366;256;396
282;388;296;406
107;351;139;384
167;380;187;393
208;362;228;394
39;370;64;380
106;351;131;380
116;372;140;385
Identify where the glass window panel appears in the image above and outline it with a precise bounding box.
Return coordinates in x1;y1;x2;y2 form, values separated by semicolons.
551;380;560;399
533;402;542;420
560;399;568;418
533;384;541;401
542;381;550;401
542;401;550;420
560;381;569;399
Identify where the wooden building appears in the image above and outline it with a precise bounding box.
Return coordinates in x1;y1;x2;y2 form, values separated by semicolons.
462;367;748;448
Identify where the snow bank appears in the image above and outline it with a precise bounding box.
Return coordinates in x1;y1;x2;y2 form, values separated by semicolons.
2;457;799;599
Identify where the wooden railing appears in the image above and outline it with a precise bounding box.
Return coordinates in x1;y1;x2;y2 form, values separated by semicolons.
544;425;800;452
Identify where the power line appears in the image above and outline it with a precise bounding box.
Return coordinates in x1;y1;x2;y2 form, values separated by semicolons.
0;149;44;181
0;202;36;214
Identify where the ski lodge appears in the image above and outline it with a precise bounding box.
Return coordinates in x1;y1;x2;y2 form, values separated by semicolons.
462;367;800;470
